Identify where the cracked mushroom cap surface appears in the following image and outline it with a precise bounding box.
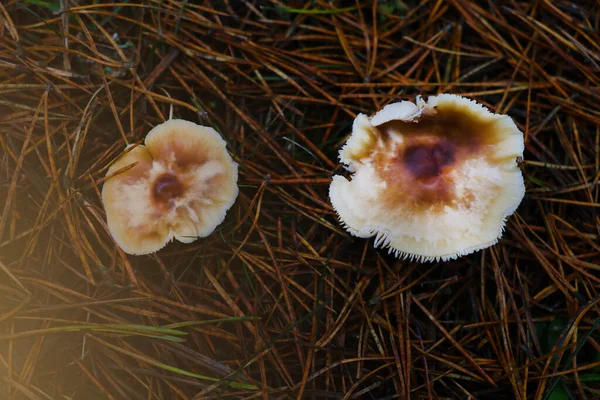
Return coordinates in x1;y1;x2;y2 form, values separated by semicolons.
102;119;239;255
329;94;525;262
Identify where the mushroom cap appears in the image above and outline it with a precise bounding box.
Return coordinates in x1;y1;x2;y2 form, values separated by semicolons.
102;119;239;255
329;94;525;262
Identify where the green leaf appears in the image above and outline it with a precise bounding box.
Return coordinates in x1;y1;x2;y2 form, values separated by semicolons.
579;374;600;383
22;0;60;11
268;6;357;15
547;317;569;352
378;0;408;16
547;382;571;400
162;317;260;329
98;339;258;390
527;175;549;187
0;324;188;343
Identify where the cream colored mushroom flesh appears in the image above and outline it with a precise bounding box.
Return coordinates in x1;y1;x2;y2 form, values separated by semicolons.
102;119;239;255
329;94;525;262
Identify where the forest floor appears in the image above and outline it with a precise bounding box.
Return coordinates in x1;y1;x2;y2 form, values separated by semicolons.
1;1;600;399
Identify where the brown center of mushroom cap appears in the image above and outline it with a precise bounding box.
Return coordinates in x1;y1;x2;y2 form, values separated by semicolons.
403;139;455;179
370;105;501;211
152;173;184;204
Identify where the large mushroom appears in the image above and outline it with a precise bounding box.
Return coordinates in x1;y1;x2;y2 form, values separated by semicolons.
329;94;525;262
102;119;239;255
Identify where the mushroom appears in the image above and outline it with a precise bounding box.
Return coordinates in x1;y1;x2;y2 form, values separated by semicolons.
329;94;525;262
102;119;239;255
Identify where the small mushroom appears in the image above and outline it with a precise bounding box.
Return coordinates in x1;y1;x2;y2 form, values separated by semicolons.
329;94;525;262
102;119;239;255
